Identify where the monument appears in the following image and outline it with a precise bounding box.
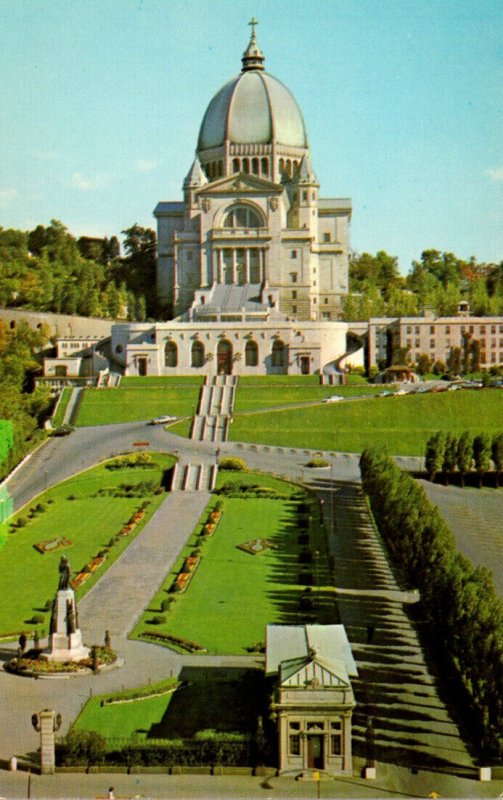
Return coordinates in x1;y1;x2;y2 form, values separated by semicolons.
45;555;89;662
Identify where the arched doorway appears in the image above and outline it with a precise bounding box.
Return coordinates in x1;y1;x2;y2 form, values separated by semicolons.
217;339;233;375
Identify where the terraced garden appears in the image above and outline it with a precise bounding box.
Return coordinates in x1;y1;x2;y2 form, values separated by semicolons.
131;470;336;655
76;386;201;426
0;453;174;637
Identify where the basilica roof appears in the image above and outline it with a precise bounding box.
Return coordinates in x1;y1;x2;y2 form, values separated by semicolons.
197;24;308;152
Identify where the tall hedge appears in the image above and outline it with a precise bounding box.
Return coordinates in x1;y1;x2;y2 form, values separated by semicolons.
360;447;503;761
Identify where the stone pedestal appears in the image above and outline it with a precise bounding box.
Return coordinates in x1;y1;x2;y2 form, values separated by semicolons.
46;589;89;662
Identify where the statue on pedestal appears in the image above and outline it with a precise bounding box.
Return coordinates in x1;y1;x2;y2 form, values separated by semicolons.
58;555;71;590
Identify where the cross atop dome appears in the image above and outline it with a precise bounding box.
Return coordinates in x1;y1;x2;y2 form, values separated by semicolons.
242;17;265;71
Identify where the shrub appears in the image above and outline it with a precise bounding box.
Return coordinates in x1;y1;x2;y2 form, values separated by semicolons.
16;518;27;528
219;456;248;471
305;458;329;468
160;599;171;612
150;615;166;625
59;729;106;766
30;614;44;624
67;494;77;501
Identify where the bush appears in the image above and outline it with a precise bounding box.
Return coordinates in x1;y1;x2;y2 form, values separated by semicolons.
160;599;171;612
59;729;106;766
305;458;329;468
16;518;27;528
219;456;248;472
30;614;44;624
150;615;166;625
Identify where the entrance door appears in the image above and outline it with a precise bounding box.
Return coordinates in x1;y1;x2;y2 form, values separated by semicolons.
138;357;148;376
217;340;232;375
300;356;310;375
307;736;324;770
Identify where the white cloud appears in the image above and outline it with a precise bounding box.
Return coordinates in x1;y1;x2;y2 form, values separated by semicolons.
0;188;18;207
136;159;158;172
70;172;107;191
485;167;503;182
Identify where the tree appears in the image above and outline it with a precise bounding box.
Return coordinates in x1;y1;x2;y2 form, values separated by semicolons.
416;353;431;376
471;339;481;372
446;346;462;376
457;431;473;488
442;433;458;485
492;433;503;488
432;359;446;376
473;433;492;488
425;432;445;482
461;331;472;373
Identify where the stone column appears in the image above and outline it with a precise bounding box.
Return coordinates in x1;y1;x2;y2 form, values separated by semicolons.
32;709;61;775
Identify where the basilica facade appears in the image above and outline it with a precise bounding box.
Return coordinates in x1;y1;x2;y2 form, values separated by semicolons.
110;24;352;378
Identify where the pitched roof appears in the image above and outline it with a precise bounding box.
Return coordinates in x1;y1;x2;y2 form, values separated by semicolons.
266;624;357;677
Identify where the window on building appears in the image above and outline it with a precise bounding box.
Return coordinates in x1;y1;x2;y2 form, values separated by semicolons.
223;204;262;228
430;326;435;335
415;326;420;334
187;250;193;260
292;290;297;299
322;312;331;320
469;325;474;333
491;340;496;348
292;305;297;314
289;735;301;755
115;344;123;354
323;232;330;242
165;341;178;368
272;340;287;367
313;297;317;303
491;325;496;334
302;190;308;201
430;339;435;348
407;326;412;334
480;325;486;334
191;340;205;368
324;297;328;304
291;250;297;259
415;339;420;347
245;340;258;367
445;325;450;334
291;272;298;283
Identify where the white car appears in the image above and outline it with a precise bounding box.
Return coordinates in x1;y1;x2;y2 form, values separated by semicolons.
148;415;177;425
322;395;343;403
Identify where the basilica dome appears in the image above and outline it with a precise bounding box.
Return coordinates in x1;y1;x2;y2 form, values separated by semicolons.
198;70;308;151
197;25;308;154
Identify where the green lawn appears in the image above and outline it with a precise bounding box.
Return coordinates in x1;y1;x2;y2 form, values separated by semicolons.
75;387;201;427
0;453;174;637
131;471;335;655
237;375;321;386
229;390;503;456
73;668;261;742
120;376;204;387
234;384;385;412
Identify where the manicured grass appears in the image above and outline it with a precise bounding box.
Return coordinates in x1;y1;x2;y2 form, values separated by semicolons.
229;390;503;456
131;471;335;655
0;453;174;637
73;668;261;741
74;676;180;741
52;387;72;427
121;376;204;387
75;387;201;427
237;375;321;386
234;384;385;412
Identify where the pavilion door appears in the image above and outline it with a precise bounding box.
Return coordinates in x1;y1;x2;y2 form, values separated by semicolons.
300;356;310;375
138;357;148;376
307;735;324;770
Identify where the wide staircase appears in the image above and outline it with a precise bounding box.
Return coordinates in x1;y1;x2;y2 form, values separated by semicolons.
190;375;237;443
171;461;218;491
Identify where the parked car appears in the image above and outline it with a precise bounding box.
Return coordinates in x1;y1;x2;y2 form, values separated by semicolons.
322;395;343;403
148;415;177;425
376;390;394;397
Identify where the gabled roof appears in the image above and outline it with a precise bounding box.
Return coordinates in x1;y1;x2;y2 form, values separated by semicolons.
280;652;351;688
266;624;357;677
198;173;282;195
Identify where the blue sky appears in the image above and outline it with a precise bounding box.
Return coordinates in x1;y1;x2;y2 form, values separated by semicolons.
1;0;501;273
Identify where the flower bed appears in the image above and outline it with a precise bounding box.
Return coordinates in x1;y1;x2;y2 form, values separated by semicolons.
34;536;73;555
100;679;180;706
72;572;91;590
140;631;207;653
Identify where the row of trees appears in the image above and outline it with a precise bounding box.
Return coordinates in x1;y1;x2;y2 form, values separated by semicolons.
0;220;162;321
360;448;503;760
425;431;503;487
345;249;503;321
0;320;53;481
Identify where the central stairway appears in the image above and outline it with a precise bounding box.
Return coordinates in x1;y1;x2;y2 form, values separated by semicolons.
190;375;237;443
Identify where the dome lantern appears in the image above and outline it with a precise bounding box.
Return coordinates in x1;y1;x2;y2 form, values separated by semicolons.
241;17;265;72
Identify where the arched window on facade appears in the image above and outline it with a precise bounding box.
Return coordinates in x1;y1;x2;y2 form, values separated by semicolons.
165;340;178;368
252;157;259;175
242;158;250;174
191;340;205;368
245;340;258;367
233;158;240;173
261;157;269;176
272;340;287;368
223;204;262;229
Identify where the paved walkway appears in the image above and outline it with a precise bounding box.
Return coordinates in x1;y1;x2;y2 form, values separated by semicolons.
314;478;473;773
79;491;210;641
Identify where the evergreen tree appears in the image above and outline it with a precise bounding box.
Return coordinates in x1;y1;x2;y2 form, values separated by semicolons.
425;432;445;482
473;433;492;488
491;433;503;488
457;431;473;488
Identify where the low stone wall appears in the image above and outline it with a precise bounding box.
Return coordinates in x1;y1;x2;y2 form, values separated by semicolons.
0;308;115;339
